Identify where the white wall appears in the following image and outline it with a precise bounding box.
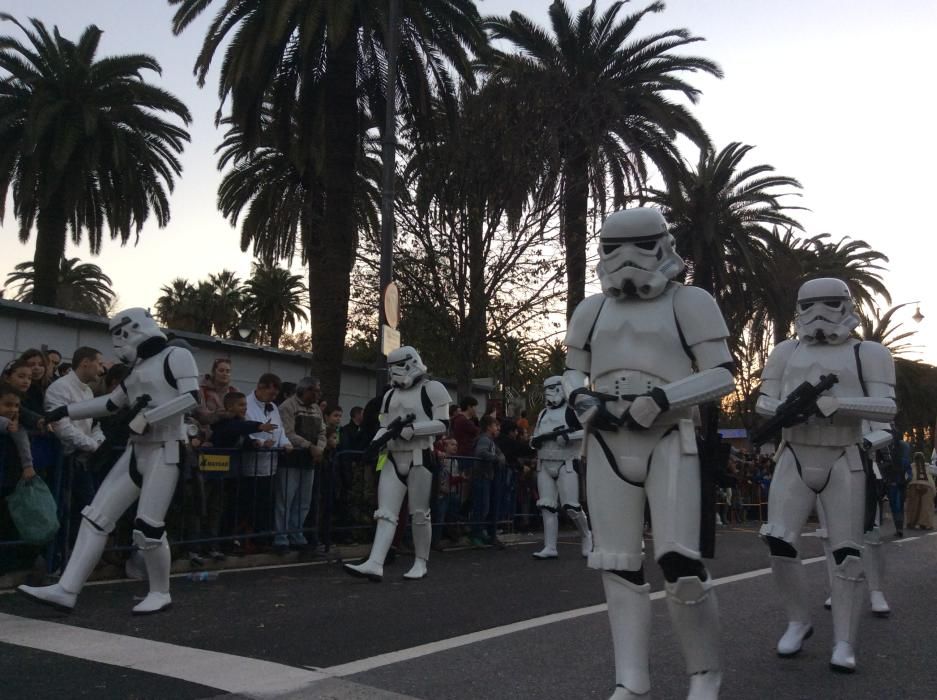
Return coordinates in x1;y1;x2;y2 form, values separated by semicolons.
0;300;488;412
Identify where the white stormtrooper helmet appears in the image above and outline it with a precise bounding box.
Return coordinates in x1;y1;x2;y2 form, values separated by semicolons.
794;278;859;345
387;345;427;389
109;308;166;364
543;376;566;408
596;208;685;299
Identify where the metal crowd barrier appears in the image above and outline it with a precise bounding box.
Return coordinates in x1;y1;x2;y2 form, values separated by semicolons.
2;436;548;583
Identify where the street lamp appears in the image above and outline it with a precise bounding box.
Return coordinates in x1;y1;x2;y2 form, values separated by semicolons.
237;322;255;342
912;305;924;323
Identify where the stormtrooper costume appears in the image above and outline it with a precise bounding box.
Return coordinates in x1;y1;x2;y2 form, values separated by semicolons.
818;422;892;617
564;208;735;700
344;346;449;582
756;278;895;672
531;376;592;559
18;308;198;615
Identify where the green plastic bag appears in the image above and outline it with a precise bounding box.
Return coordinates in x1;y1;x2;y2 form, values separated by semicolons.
7;476;60;545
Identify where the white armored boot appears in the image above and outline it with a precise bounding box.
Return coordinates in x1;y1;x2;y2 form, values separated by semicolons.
602;572;651;699
665;575;721;700
567;507;593;558
404;511;430;580
17;519;108;612
864;534;889;617
830;555;865;673
133;535;172;615
345;518;396;582
532;509;559;559
770;555;813;656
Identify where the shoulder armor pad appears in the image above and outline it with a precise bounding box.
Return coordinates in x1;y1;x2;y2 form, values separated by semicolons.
422;380;451;408
564;294;607;351
762;339;799;383
673;285;729;346
856;341;896;386
167;347;199;379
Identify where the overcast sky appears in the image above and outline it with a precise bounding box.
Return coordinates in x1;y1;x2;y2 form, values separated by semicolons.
1;1;935;361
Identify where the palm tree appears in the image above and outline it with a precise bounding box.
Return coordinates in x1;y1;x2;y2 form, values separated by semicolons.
651;142;804;298
803;234;891;312
206;270;243;338
154;278;211;333
483;0;723;318
168;0;487;400
0;15;191;307
4;257;115;316
216;118;382;269
748;227;817;345
240;263;308;349
859;303;917;357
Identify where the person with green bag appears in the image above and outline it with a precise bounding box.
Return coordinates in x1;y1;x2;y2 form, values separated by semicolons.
0;381;44;574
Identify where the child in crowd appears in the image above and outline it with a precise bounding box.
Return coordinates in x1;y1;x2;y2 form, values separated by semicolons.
2;359;45;432
0;382;38;576
211;392;277;448
432;437;462;547
0;382;36;482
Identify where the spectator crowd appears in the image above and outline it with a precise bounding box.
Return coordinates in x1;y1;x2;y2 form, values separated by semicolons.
2;346;935;585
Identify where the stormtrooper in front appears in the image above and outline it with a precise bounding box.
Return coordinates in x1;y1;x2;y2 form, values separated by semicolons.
757;278;895;672
18;308;199;615
564;208;735;699
530;376;591;559
344;346;449;581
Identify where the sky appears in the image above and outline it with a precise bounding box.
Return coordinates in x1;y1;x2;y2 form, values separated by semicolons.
1;0;935;361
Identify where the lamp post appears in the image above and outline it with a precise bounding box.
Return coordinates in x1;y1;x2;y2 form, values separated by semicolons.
237;322;255;343
379;0;400;339
377;0;401;390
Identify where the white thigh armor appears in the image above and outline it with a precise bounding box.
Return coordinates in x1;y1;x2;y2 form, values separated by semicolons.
586;421;702;570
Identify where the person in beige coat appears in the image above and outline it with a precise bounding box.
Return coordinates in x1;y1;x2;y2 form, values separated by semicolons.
905;452;935;530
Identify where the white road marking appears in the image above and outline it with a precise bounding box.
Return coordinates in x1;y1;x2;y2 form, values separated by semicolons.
319;553;833;678
0;612;325;697
1;530;933;696
319;531;937;678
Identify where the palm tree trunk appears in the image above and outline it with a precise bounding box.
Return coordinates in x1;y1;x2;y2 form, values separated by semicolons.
310;29;359;403
32;204;67;307
562;150;590;319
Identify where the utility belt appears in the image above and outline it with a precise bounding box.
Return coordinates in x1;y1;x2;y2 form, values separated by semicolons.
592;370;667;400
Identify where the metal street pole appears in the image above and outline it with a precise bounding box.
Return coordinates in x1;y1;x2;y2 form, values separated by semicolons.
376;0;400;392
379;0;400;332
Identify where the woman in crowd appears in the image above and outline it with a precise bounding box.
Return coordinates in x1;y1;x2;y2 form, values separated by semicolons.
195;359;238;426
17;349;49;416
193;358;239;560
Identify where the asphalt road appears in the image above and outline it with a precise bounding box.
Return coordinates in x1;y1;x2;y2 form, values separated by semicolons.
1;521;934;700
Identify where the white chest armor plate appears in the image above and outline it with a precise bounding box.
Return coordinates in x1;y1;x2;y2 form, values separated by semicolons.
124;348;186;443
589;285;694;391
782;340;864;446
385;380;436;453
535;404;580;462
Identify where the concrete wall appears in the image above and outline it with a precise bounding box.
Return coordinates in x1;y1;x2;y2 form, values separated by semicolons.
0;300;490;412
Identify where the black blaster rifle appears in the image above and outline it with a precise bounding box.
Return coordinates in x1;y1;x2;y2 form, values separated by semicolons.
750;374;839;447
128;394;152;422
531;426;574;449
569;389;623;432
363;413;417;461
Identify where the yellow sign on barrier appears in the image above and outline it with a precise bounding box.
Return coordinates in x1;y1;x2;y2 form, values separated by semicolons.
199;453;231;473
